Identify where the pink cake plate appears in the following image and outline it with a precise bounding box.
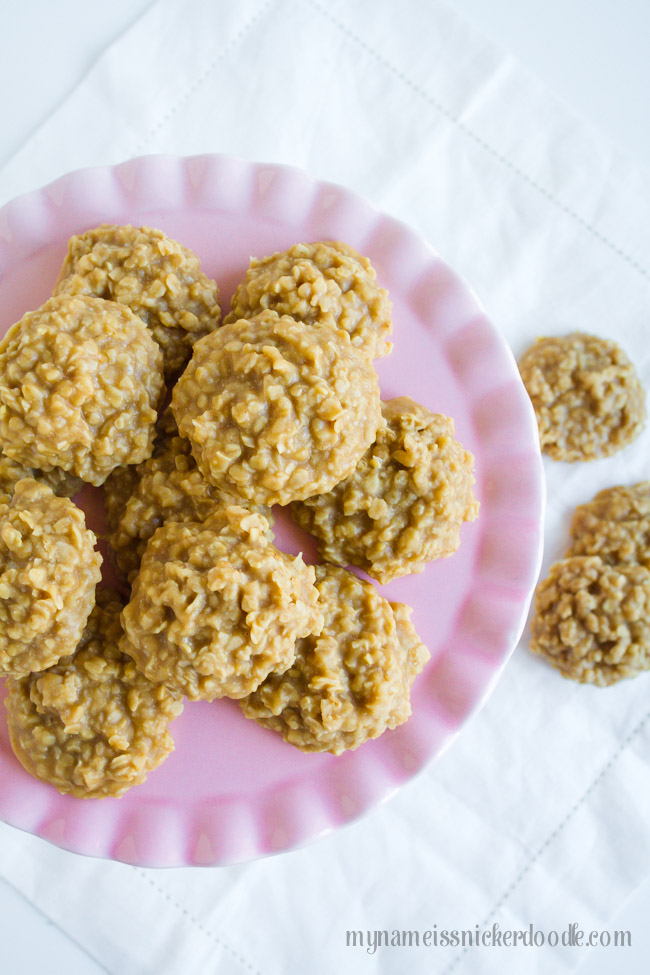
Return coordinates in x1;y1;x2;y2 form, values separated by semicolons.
0;154;544;867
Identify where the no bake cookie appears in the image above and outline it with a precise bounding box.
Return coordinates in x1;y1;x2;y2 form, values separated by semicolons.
291;396;478;583
120;506;322;701
224;240;392;359
5;589;183;798
241;564;429;753
0;294;164;486
518;332;645;461
54;224;221;377
172;310;381;507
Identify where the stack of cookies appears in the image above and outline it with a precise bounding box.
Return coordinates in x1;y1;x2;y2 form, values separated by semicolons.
0;226;479;796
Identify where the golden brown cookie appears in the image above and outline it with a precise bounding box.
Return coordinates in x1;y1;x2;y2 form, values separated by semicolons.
0;295;164;485
0;479;102;678
241;564;430;753
530;554;650;685
568;482;650;568
120;506;322;701
54;224;221;377
224;240;392;358
171;311;382;507
291;396;478;583
518;332;645;461
5;589;183;798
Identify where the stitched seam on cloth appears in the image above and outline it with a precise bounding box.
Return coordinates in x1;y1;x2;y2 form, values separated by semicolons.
132;0;275;156
308;0;650;283
136;870;262;975
442;708;650;974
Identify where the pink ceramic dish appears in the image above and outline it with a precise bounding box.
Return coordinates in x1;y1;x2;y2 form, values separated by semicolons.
0;155;544;867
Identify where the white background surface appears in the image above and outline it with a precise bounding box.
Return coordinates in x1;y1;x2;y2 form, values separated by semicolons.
1;1;649;972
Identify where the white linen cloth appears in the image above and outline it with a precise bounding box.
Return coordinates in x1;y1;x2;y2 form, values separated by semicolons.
1;1;650;972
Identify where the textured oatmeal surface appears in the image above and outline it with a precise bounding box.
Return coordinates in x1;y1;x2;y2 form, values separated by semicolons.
0;451;81;505
530;554;650;685
54;223;221;377
105;401;272;582
172;310;381;507
291;396;478;583
0;294;164;486
0;479;102;678
120;506;322;701
5;589;183;798
241;564;430;754
224;240;392;359
102;404;181;538
518;332;645;461
569;482;650;568
108;434;226;583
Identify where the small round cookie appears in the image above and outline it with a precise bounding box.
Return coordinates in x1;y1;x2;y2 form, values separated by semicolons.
108;434;225;583
241;564;430;754
0;451;81;506
568;482;650;568
5;589;183;798
0;294;164;486
224;240;392;359
0;479;102;678
120;506;322;701
530;554;650;685
171;311;382;507
291;397;479;584
518;332;645;461
54;223;221;377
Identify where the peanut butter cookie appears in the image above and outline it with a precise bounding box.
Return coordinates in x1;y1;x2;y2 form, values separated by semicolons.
172;311;381;507
241;564;429;753
518;332;645;461
5;589;183;798
0;479;102;678
0;451;81;505
0;294;164;486
54;224;221;377
120;506;322;701
291;397;478;583
225;240;392;359
569;482;650;568
531;554;650;685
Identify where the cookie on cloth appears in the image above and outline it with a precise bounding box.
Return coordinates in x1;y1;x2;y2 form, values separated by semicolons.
568;482;650;568
530;554;650;686
518;332;645;461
